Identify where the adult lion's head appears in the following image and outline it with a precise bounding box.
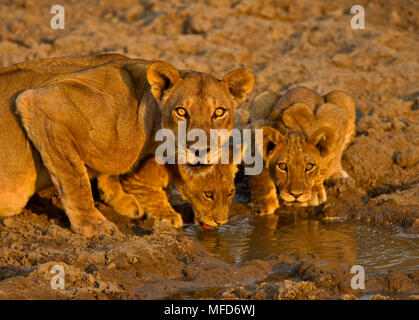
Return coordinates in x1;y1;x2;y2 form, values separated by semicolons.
261;126;337;206
147;61;254;162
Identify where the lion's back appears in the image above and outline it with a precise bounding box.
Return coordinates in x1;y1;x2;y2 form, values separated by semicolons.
0;54;142;190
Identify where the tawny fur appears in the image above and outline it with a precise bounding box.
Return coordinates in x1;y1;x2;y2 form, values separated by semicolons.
249;86;355;214
99;157;238;228
0;54;254;237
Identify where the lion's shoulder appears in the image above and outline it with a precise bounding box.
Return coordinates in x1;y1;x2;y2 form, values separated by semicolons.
250;87;355;142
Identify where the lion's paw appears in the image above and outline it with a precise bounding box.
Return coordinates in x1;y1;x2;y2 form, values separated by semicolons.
71;210;121;238
110;193;144;219
154;213;183;228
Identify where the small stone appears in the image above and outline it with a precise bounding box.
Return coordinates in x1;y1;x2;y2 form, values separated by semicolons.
342;294;358;300
370;293;390;300
84;264;99;274
125;5;144;21
106;263;116;270
2;218;15;227
331;54;352;68
395;146;419;168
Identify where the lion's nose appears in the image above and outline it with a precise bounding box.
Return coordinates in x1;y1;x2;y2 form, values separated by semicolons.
188;147;211;157
290;191;304;199
214;218;228;226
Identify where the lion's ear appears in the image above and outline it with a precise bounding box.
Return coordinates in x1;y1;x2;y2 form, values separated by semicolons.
147;61;180;102
222;68;254;104
260;126;284;165
308;127;335;157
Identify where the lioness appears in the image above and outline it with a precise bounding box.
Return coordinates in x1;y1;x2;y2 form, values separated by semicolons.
98;156;238;228
249;86;355;214
0;54;254;237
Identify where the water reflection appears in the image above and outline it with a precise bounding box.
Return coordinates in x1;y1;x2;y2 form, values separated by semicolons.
184;215;419;271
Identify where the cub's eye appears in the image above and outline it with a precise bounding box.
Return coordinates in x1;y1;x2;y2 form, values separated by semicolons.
175;107;187;118
204;191;214;200
214;107;226;118
306;163;315;171
228;189;235;197
277;162;287;171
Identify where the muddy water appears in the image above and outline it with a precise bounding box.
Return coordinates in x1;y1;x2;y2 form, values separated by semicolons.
184;216;419;272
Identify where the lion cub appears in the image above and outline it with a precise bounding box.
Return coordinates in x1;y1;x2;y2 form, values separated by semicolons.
249;86;355;214
98;156;238;228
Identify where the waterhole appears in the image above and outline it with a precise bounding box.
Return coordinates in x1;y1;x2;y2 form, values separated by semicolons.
184;216;419;271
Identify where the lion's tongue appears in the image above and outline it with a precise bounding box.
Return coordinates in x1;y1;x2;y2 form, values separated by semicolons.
201;223;214;230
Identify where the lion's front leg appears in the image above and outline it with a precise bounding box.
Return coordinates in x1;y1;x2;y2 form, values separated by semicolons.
248;167;279;215
121;158;183;228
17;93;119;238
129;184;183;228
24;123;118;237
97;174;143;219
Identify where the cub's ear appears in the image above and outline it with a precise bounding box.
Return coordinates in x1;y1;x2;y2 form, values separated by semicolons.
260;126;284;165
308;127;335;157
222;68;254;104
147;61;180;102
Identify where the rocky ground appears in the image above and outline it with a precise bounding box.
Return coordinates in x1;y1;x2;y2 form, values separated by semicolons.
0;0;418;299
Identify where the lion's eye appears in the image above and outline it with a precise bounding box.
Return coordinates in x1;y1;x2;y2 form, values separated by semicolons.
306;163;315;171
228;189;235;197
175;107;187;118
277;162;287;171
204;191;214;200
214;107;226;118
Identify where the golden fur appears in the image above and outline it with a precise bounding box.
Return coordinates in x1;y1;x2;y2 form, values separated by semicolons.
0;54;254;237
249;86;355;214
98;157;238;228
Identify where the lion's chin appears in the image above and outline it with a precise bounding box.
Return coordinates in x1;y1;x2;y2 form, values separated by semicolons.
283;200;308;207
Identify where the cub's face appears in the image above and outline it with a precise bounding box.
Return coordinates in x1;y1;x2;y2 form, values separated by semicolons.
177;164;238;227
262;126;335;206
147;62;254;161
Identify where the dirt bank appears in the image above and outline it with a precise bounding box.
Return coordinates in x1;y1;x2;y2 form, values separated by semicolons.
0;0;418;299
0;203;418;300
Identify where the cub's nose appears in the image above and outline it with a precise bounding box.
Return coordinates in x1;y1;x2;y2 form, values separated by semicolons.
214;218;228;226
